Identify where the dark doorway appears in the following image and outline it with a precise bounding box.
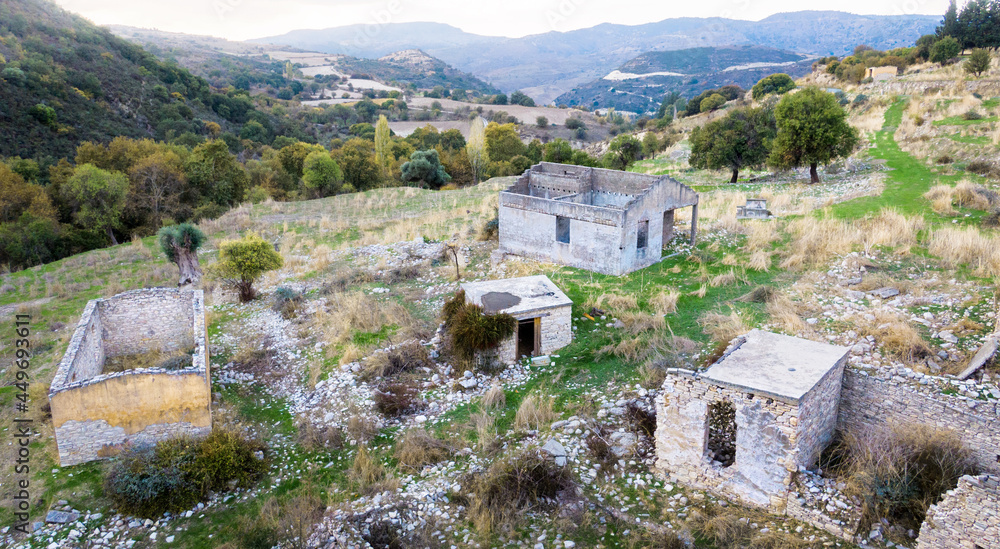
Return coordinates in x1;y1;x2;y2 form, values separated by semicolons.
517;318;538;359
706;400;737;468
662;210;674;245
637;220;649;250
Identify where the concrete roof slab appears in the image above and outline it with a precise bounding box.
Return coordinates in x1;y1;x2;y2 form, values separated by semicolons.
461;275;572;316
701;330;848;403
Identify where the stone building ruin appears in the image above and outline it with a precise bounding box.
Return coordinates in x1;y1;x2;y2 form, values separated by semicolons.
865;66;898;81
49;288;212;466
497;162;699;276
460;275;572;363
655;330;849;509
737;198;770;219
916;474;1000;548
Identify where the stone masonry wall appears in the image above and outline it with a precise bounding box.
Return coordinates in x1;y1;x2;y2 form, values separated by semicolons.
795;357;846;469
495;304;572;363
50;288;211;466
916;474;1000;548
655;370;802;509
839;370;1000;475
99;289;195;357
63;300;105;384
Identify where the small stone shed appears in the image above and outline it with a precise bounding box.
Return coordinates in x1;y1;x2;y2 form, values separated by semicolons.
916;474;1000;548
655;330;849;508
49;288;212;466
498;162;699;276
460;275;572;363
865;66;898;81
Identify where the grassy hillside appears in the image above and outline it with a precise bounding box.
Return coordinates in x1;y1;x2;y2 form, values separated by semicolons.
0;0;227;160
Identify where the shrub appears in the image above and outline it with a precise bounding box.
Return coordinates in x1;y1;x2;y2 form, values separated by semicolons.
373;382;420;417
935;154;953;164
585;431;617;473
966;160;997;177
360;342;431;381
104;429;266;518
211;232;284;302
271;287;303;319
296;420;344;452
348;446;398;495
625;402;656;437
442;292;516;361
513;393;557;430
962;109;983;121
835;425;976;532
464;449;574;534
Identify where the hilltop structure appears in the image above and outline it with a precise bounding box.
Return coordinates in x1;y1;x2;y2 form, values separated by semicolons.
497;163;699;276
459;275;572;363
865;66;898;81
49;289;211;466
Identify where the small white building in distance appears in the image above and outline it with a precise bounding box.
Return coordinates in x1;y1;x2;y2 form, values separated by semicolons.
460;275;573;363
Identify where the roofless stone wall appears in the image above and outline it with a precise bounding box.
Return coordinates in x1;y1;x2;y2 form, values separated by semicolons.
49;289;211;466
916;474;1000;548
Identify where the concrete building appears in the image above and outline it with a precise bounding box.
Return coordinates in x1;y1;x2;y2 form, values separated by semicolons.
865;66;897;81
498;162;699;276
49;289;212;466
460;275;572;363
654;330;849;509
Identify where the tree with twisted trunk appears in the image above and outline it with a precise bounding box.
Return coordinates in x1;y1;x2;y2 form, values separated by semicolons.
158;223;206;286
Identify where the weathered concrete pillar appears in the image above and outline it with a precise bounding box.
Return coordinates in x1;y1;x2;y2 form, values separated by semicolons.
689;203;698;246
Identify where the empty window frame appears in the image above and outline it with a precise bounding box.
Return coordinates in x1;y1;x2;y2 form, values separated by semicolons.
637;219;649;249
556;216;571;244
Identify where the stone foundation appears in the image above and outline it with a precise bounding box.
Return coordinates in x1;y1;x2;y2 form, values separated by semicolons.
916;474;1000;548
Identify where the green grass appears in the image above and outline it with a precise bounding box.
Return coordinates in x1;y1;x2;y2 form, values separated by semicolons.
947;133;991;145
830;99;984;219
932;115;998;126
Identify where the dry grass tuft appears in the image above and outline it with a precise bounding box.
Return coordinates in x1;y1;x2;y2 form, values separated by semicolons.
348;446;400;495
650;289;681;315
481;383;506;409
929;227;1000;277
747;250;772;272
765;292;808;334
346;415;378;443
395;429;453;469
359;341;431;381
514;393;557;431
709;270;738;287
780;216;860;270
593;293;639;314
698;311;748;343
858;310;932;364
862;209;925;253
619;311;666;334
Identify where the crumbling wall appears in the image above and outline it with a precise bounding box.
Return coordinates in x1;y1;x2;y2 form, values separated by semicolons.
916;474;1000;548
839;370;1000;474
49;288;211;466
654;370;802;509
795;359;845;468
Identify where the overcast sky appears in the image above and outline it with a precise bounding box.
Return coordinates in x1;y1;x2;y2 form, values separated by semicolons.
55;0;950;41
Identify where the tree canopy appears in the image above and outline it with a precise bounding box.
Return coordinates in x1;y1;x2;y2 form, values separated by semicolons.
751;74;796;100
212;232;284;302
768;88;859;184
61;164;128;244
401;149;452;189
690;106;777;183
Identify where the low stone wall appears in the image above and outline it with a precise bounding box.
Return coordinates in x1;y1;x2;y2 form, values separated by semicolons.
49;288;211;466
839;369;1000;475
916;474;1000;548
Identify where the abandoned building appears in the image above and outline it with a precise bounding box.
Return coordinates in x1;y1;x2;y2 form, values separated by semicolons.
460;275;572;363
654;330;849;509
49;288;212;466
497;162;699;276
916;474;1000;548
865;66;898;81
737;198;770;219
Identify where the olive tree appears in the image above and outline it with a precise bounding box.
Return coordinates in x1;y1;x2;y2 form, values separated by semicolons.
768;87;859;184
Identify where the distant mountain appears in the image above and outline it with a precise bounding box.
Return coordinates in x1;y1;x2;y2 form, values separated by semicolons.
257;11;939;103
112;27;498;95
554;46;816;113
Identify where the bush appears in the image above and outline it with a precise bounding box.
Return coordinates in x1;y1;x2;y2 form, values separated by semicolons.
700;93;727;113
360;342;431;381
625;402;657;437
464;449;574;534
442;292;516;361
271;287;303;319
373;382;420;417
104;429;266;518
211;232;284;302
962;109;983;121
966;160;997;176
835;425;976;532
